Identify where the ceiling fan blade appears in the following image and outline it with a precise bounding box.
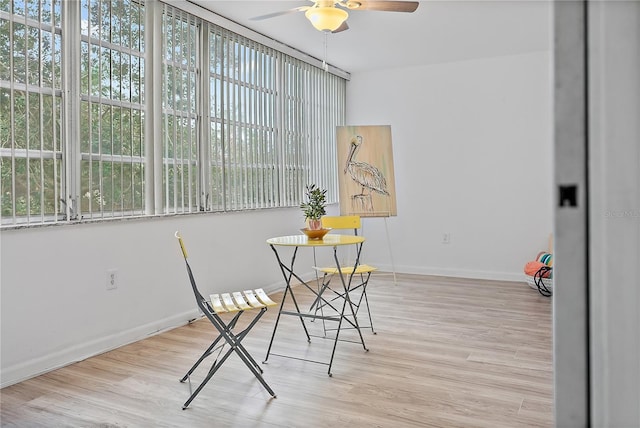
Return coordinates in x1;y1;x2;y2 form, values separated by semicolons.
250;6;309;21
343;1;419;13
332;21;350;33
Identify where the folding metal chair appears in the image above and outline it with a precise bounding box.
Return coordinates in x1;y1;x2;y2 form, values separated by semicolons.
175;232;277;409
313;216;377;334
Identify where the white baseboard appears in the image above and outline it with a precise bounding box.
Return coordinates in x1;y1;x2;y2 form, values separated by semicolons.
264;265;524;285
0;308;200;388
371;263;525;283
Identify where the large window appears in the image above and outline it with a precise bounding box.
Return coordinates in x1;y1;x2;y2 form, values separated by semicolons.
162;5;198;214
209;27;280;211
0;0;63;224
80;0;145;219
0;0;346;227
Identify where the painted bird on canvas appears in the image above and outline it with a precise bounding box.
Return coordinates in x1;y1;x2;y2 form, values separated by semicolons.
345;135;389;211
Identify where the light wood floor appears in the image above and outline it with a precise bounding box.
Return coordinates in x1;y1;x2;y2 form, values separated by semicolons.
1;273;553;427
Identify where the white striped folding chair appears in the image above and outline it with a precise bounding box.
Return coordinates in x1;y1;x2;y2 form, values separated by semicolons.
175;232;277;409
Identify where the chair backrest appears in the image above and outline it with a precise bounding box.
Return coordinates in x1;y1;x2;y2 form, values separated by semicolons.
321;215;361;234
175;231;213;317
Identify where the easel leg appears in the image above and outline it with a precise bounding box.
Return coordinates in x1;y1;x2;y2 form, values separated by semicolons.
383;217;398;286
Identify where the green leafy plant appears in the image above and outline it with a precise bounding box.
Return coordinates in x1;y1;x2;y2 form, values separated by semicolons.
300;184;327;221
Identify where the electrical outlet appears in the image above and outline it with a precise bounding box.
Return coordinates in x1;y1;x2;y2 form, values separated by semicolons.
442;233;451;244
106;269;118;290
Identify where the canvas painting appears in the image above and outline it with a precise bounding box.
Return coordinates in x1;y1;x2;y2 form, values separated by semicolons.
336;125;397;217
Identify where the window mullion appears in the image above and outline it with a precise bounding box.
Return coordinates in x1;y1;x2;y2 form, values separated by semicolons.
8;15;16;223
199;23;210;212
226;32;233;210
62;0;80;221
251;45;260;208
275;53;284;208
23;7;31;221
219;31;227;211
243;43;250;209
146;1;161;215
232;32;239;210
260;47;268;207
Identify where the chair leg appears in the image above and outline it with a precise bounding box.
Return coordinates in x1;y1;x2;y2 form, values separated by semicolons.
180;335;224;383
179;312;243;382
313;272;376;335
216;310;277;397
360;273;376;334
181;309;276;409
182;344;236;409
310;273;334;335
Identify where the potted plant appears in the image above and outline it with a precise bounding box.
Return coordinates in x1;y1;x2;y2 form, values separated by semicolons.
300;184;327;230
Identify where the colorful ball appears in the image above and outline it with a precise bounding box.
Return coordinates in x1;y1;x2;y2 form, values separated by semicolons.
536;252;553;267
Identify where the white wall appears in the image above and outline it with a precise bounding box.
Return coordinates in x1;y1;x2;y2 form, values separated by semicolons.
588;0;640;425
346;51;553;281
0;208;336;387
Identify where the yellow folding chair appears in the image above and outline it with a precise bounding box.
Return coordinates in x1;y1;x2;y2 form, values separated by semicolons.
313;216;377;334
174;232;277;409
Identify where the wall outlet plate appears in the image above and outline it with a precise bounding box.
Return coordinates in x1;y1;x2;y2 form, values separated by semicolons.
106;269;118;290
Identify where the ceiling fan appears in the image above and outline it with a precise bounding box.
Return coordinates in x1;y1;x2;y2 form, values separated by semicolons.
250;1;420;33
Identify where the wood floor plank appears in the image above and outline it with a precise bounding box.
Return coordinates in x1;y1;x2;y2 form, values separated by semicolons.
1;273;552;427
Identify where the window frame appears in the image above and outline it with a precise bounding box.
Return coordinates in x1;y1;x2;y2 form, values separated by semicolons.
0;0;65;225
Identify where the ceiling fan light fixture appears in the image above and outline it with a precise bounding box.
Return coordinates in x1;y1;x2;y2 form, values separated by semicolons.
305;6;349;32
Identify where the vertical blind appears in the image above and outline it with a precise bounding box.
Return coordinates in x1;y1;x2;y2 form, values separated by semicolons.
162;2;346;214
162;5;199;214
209;26;280;211
0;0;346;227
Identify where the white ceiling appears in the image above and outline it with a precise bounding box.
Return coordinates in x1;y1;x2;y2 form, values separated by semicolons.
187;1;551;74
